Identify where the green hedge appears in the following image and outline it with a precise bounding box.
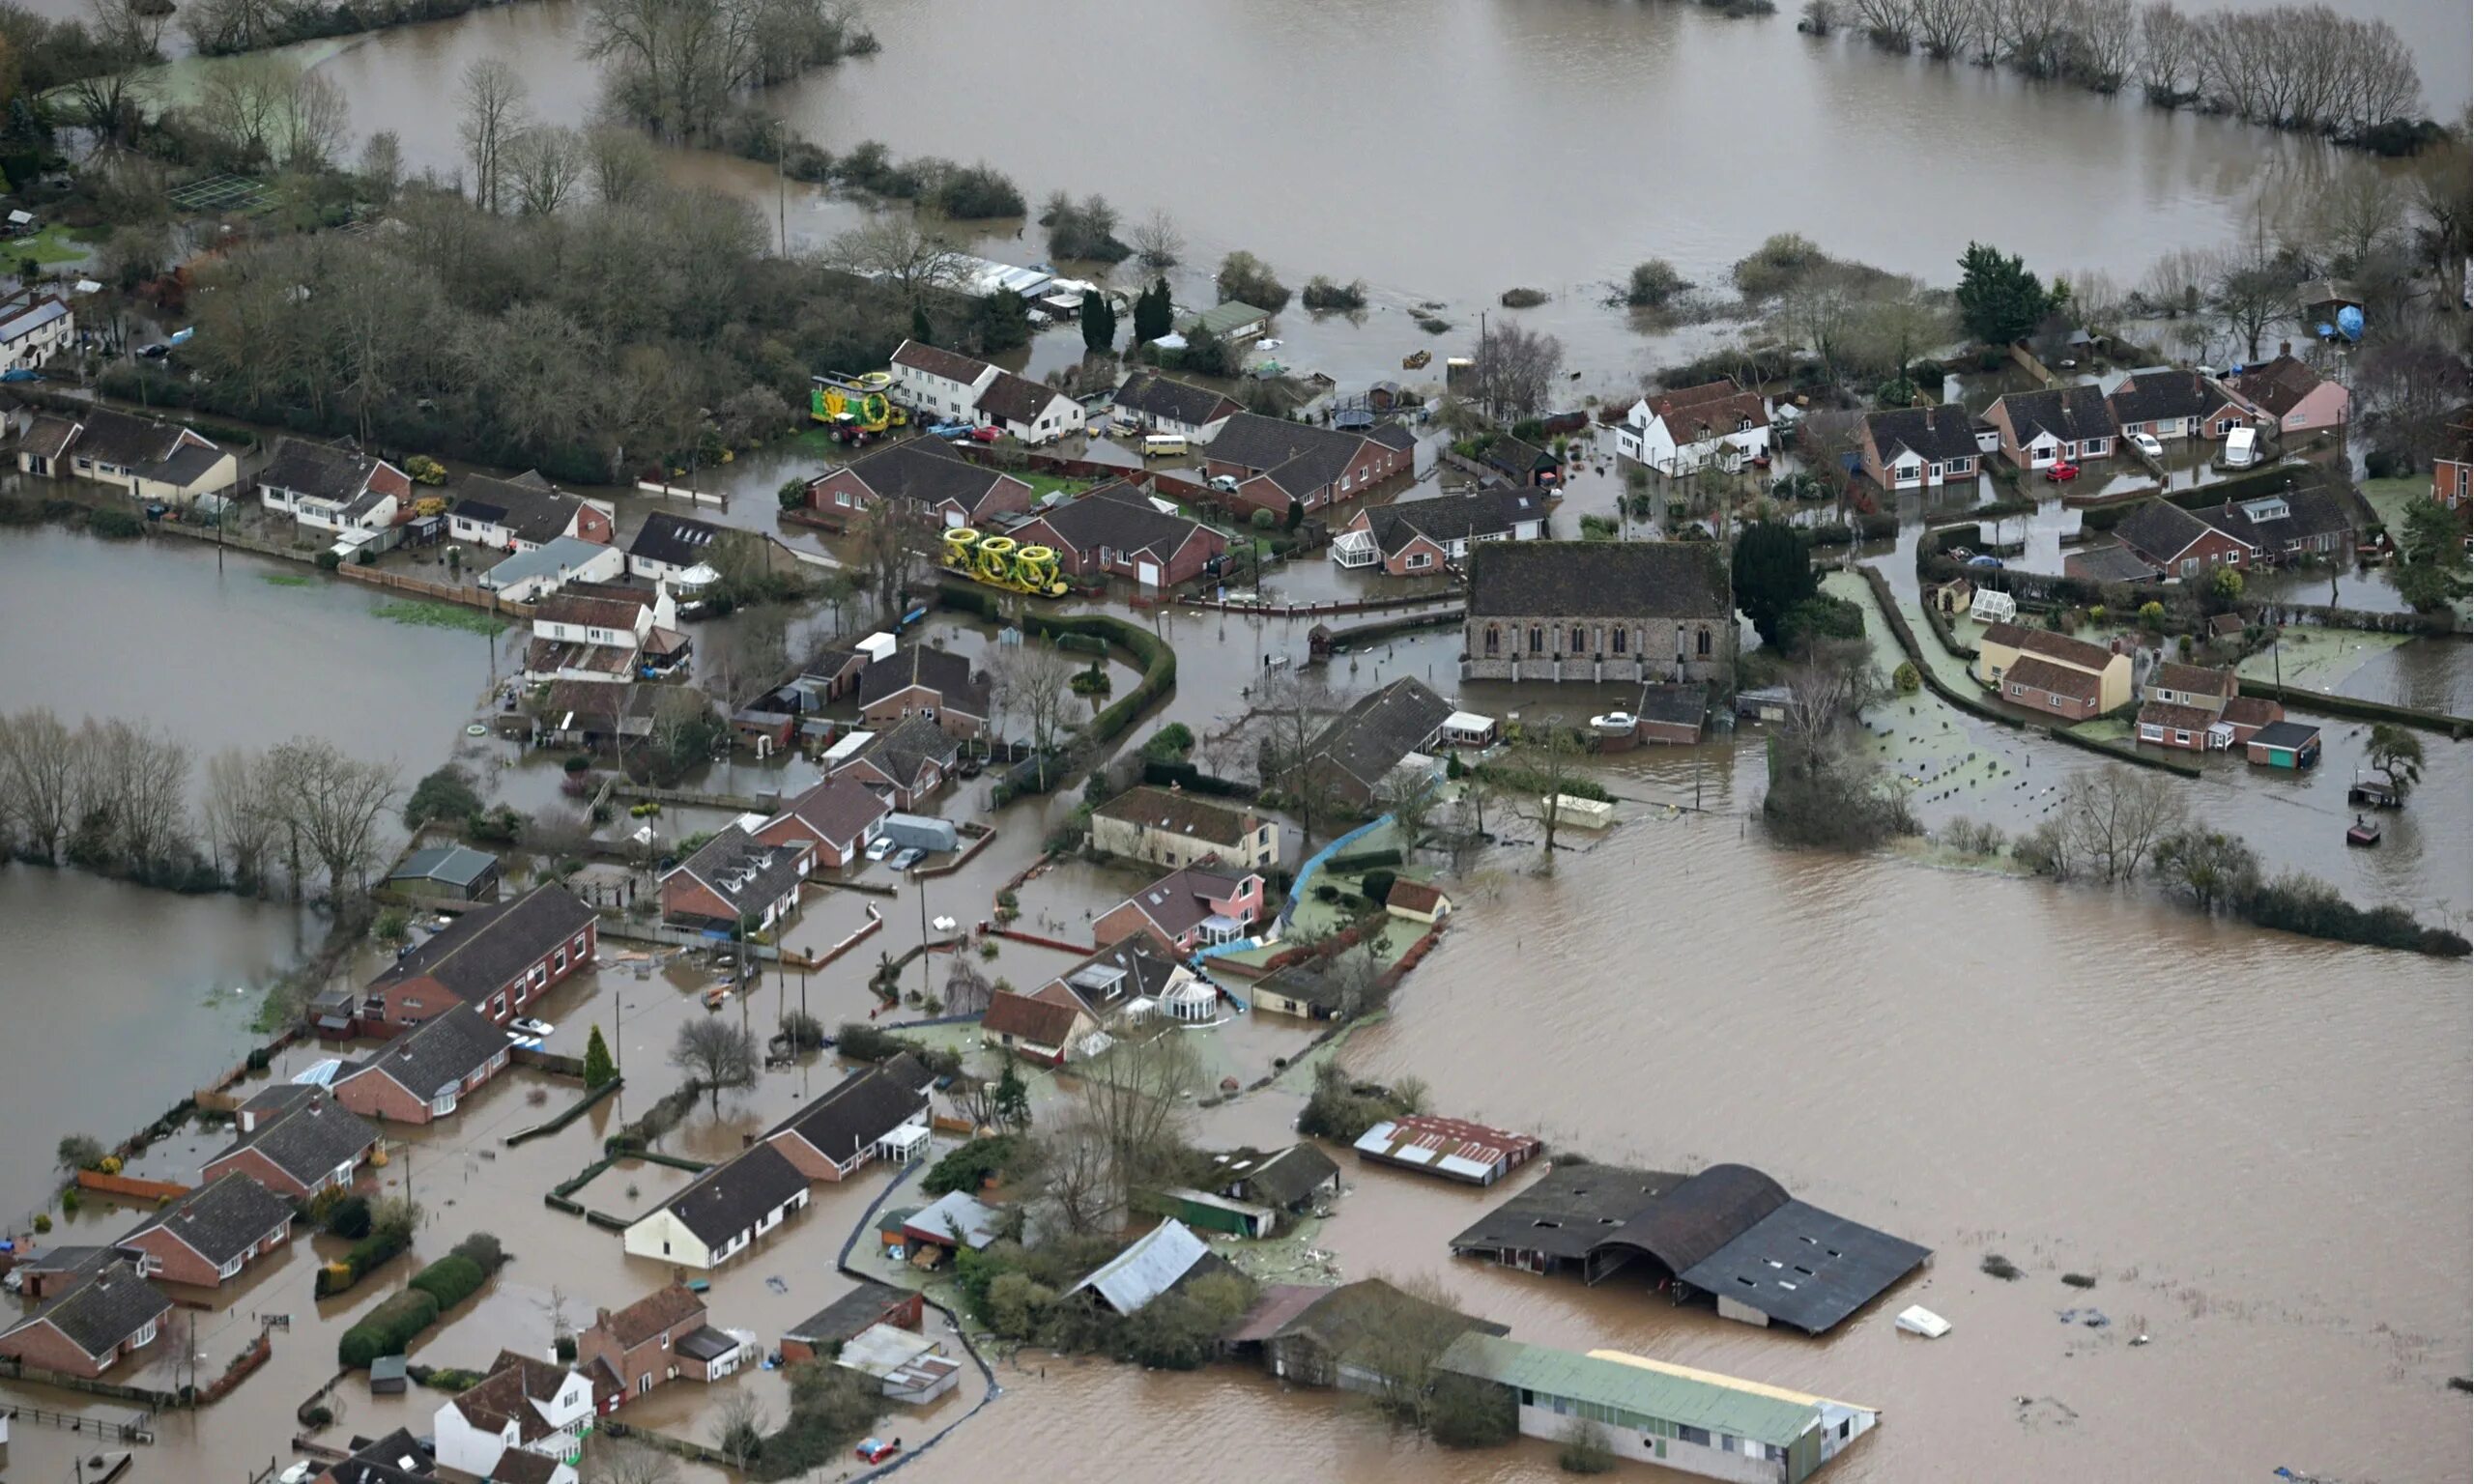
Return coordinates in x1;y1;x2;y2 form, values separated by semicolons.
316;1223;410;1297
2236;678;2471;739
408;1254;487;1311
339;1289;441;1369
1325;847;1402;873
936;585;1178;755
1140;758;1253;798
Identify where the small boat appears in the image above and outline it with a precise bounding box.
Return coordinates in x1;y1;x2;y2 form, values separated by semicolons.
684;1278;710;1294
1402;349;1431;370
2345;815;2381;846
1895;1305;1951;1338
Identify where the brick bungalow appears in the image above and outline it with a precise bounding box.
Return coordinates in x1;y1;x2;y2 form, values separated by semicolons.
1092;865;1265;954
857;644;992;739
761;1054;934;1182
1986;385;2117;470
2114;499;2258;578
756;773;892;872
1999;656;2104;720
576;1284;708;1409
2226;348;2350;436
358;885;597;1034
2135;701;2220;751
803;438;1032;528
980;989;1087;1067
1009;482;1229;588
2143;661;2236;713
115;1173;295;1287
0;1259;171;1379
1974;623;2132;716
780;1279;924;1366
1293;676;1455;808
1203;414;1411;518
657;824;812;933
1857;405;1983;490
831;715;961;810
202;1092;382;1200
1341;486;1546;577
330;1003;514;1125
2104;367;2255;442
2217;695;2284;746
2196;489;2355;565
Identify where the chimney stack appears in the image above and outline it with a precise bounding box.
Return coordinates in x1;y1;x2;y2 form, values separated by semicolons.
2278;340;2291;357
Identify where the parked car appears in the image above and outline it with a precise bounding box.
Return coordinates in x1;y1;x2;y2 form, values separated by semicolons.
854;1439;901;1464
926;421;971;440
864;836;896;862
2046;460;2081;482
135;343;169;360
509;1016;554;1038
1965;554;2003;569
1207;474;1240;493
888;847;925;871
2128;431;2165;459
968;426;1003;443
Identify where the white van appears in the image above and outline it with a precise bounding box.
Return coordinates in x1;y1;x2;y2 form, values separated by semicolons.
2222;426;2258;469
1141;433;1188;459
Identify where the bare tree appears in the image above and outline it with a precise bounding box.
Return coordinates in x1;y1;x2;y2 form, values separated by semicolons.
2310;167;2408;273
1340;1270;1492;1425
670;1017;758;1111
1131;210;1184;271
987;640;1076;787
0;708;82;863
2207;213;2297;364
1470;320;1565;421
2037;767;2188;883
709;1389;768;1473
852;501;927;625
103;721;191;873
1777;641;1881;780
271;738;399;897
826;214;966;305
1252;668;1341;847
1021;1110;1114;1237
459;58;531;214
941;956;995;1017
506;126;588;215
1373;768;1438;863
64;0;169;145
2136;0;2198;101
1075;1027;1198;1213
590;1438;679;1484
1505;726;1584;858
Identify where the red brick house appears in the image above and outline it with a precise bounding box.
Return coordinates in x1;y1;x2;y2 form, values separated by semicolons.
1010;482;1229;588
780;1279;924;1365
576;1284;707;1408
2104;367;2255;442
116;1173;295;1287
1203;414;1412;518
2135;701;2219;751
1340;486;1547;576
979;988;1087;1067
1092;865;1265;954
358;885;598;1034
857;644;992;740
2434;406;2471;528
762;1054;934;1181
2226;349;2351;436
803;438;1032;528
831;715;960;810
1856;404;1984;490
1985;385;2117;470
657;824;812;933
756;774;892;871
2114;499;2257;578
1999;656;2104;720
201;1092;382;1200
330;1004;515;1125
0;1260;171;1379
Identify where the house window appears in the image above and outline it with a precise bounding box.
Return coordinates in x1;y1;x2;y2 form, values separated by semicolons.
1928;462;1942;478
1568;626;1584;652
1483;625;1500;656
1611;628;1625;654
1405;552;1430;570
2181;557;2200;576
554;948;568;973
2011;683;2025;697
1696;628;1712;657
2049;694;2064;710
1528;626;1542;654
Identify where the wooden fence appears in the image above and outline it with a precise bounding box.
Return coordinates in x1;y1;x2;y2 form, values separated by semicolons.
74;1170;191;1203
336;562;534;619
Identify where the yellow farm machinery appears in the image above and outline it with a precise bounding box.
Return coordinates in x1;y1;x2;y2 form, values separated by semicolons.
941;528;1067;598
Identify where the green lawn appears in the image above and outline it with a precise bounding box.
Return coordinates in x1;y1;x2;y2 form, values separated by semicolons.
1021;471;1095;501
10;223;94;267
2358;475;2431;536
2234;627;2415;691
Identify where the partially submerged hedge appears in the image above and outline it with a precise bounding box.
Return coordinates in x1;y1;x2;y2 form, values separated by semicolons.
409;1254;487;1311
339;1290;440;1369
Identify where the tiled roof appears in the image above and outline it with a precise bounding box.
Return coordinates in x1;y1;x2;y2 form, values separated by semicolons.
1864;404;1980;464
784;1279;912;1348
2003;655;2100;703
890;338;992;385
1026;482;1211;559
841;714;959;789
1645;380;1768;441
72;406;188;469
1112;370;1237;427
982;988;1082;1047
648;1143;807;1248
595;1283;705;1349
454;474;589;544
216;1094;377;1185
628;511;724;568
2226;355;2326;418
1115;865;1251;940
1044;938;1191;1014
2197;487;2353;548
666;825;809;917
1205;413;1360;475
828;438;1021;519
338;1003;507;1100
975;368;1062;425
1979;622;2116;671
2148;662;2234;699
120;1172;292;1268
1305;676;1453;791
2106;368;2241;425
2139;701;2218;732
1092;785;1253;847
449;1350;578;1442
367;885;595;1004
775;774;890;850
858;643;991;716
534;592;643;631
765;1055;932;1163
1366;487;1542;557
3;1259;170;1360
1994;384;2117;444
257;437;388;503
1465;540;1728;619
2113;499;2228;563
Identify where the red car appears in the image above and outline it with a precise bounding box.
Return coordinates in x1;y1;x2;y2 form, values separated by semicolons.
968;425;1003;443
2046;460;2081;482
854;1438;901;1464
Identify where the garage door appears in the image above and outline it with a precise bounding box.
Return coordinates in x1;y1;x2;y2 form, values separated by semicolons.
1136;559;1162;588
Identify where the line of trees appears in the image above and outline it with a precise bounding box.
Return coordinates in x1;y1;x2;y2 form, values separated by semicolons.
182;0;508;57
1818;0;2422;143
582;0;874;143
0;709;401;899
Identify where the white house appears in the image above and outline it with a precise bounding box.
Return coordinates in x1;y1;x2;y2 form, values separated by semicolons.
432;1351;594;1484
1616;380;1772;475
16;407;238;503
525;580;683;684
449;473;616;552
0;293;72;373
889;338;997;421
479;535;628;604
626;511;725;590
975;367;1084;445
620;1144;811;1270
1109;370;1242;444
256;438;413;545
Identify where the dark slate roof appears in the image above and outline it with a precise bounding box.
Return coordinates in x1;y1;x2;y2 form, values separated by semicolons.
1259;439;1361;500
491;1451;562;1484
1093;785;1253;848
2062;541;2161;585
674;1325;740;1362
891;338;992;385
216;1094;379;1184
1482;435;1553;479
629;511;724;568
150;441;229;488
1236;1143;1338;1209
325;1429;434;1484
1366;487;1544;557
1994;384;2117;444
453;474;588;545
1306;677;1453;790
367;885;596;1004
72;406;188;468
120;1172;292;1267
668;824;810;917
785;1278;915;1348
4;1259;171;1360
257;436;385;502
2226;354;2325;418
1113;865;1252;940
766;1055;932;1164
776;774;891;849
1863;404;1980;464
340;1003;507;1100
2250;720;2319;750
834;438;1019;518
19;411;77;460
975;368;1062;425
1205;413;1360;475
1112;370;1238;427
1047;937;1191;1014
1465;540;1728;619
1029;482;1212;559
1275;1277;1506;1354
1674;1200;1932;1334
982;988;1083;1047
1583;1163;1789;1276
650;1143;808;1248
1450;1162;1689;1263
2112;499;2227;563
1366;420;1419;451
2197;487;2353;549
2106;368;2240;426
859;643;992;717
843;714;960;788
